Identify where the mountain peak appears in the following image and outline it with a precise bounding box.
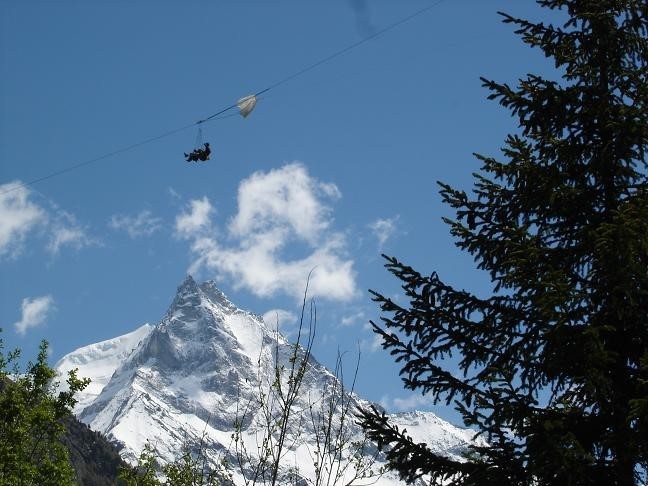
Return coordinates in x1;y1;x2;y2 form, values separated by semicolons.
144;276;260;374
57;279;482;485
167;276;202;317
167;277;237;323
199;280;237;312
178;274;199;292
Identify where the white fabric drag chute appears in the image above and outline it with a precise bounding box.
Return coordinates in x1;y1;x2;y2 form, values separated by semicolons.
237;95;257;118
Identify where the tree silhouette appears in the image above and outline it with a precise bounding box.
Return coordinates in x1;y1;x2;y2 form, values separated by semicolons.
358;2;647;485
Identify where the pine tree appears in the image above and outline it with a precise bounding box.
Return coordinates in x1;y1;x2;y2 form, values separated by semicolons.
357;1;647;485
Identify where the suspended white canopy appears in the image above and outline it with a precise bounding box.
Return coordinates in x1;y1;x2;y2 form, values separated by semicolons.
237;95;257;118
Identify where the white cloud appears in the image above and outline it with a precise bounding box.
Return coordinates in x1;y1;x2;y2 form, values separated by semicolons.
48;211;93;255
319;182;342;200
359;334;383;353
0;181;94;257
379;393;435;412
0;182;47;257
229;163;340;244
262;309;299;335
13;295;55;336
368;216;399;249
341;310;366;327
178;163;357;302
175;197;214;239
168;187;181;201
109;210;162;238
48;227;87;254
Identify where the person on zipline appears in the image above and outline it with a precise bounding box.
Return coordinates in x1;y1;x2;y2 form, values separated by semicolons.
185;142;211;162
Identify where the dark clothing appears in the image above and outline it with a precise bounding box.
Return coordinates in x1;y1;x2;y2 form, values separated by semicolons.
185;143;211;162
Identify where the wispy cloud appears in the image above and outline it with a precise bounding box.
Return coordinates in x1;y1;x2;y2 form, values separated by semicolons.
13;295;55;336
368;216;399;250
359;333;383;353
168;187;182;201
379;393;434;412
0;182;94;257
0;182;47;258
48;211;94;255
109;210;162;238
262;309;299;336
176;163;357;302
341;310;366;327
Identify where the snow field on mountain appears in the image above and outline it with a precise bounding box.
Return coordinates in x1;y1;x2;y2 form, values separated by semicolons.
224;312;265;364
56;277;482;485
55;323;153;413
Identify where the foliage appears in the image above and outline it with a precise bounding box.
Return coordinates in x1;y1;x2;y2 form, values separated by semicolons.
118;442;162;486
0;332;90;486
162;444;232;486
119;436;232;486
357;1;648;485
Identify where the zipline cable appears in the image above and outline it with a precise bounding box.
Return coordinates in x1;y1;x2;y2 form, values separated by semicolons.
260;0;447;93
9;123;195;192
199;0;446;122
2;0;447;196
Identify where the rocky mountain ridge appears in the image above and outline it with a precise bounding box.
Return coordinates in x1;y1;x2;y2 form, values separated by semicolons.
56;276;482;485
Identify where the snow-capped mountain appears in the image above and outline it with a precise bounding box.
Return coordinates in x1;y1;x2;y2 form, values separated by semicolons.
56;276;482;485
56;323;154;414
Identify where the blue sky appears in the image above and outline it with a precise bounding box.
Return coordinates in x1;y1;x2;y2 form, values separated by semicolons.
1;1;560;424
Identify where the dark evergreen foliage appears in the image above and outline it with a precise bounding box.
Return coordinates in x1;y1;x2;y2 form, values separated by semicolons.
61;414;128;486
358;1;647;485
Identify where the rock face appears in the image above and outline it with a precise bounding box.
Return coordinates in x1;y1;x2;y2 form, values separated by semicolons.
56;276;482;485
